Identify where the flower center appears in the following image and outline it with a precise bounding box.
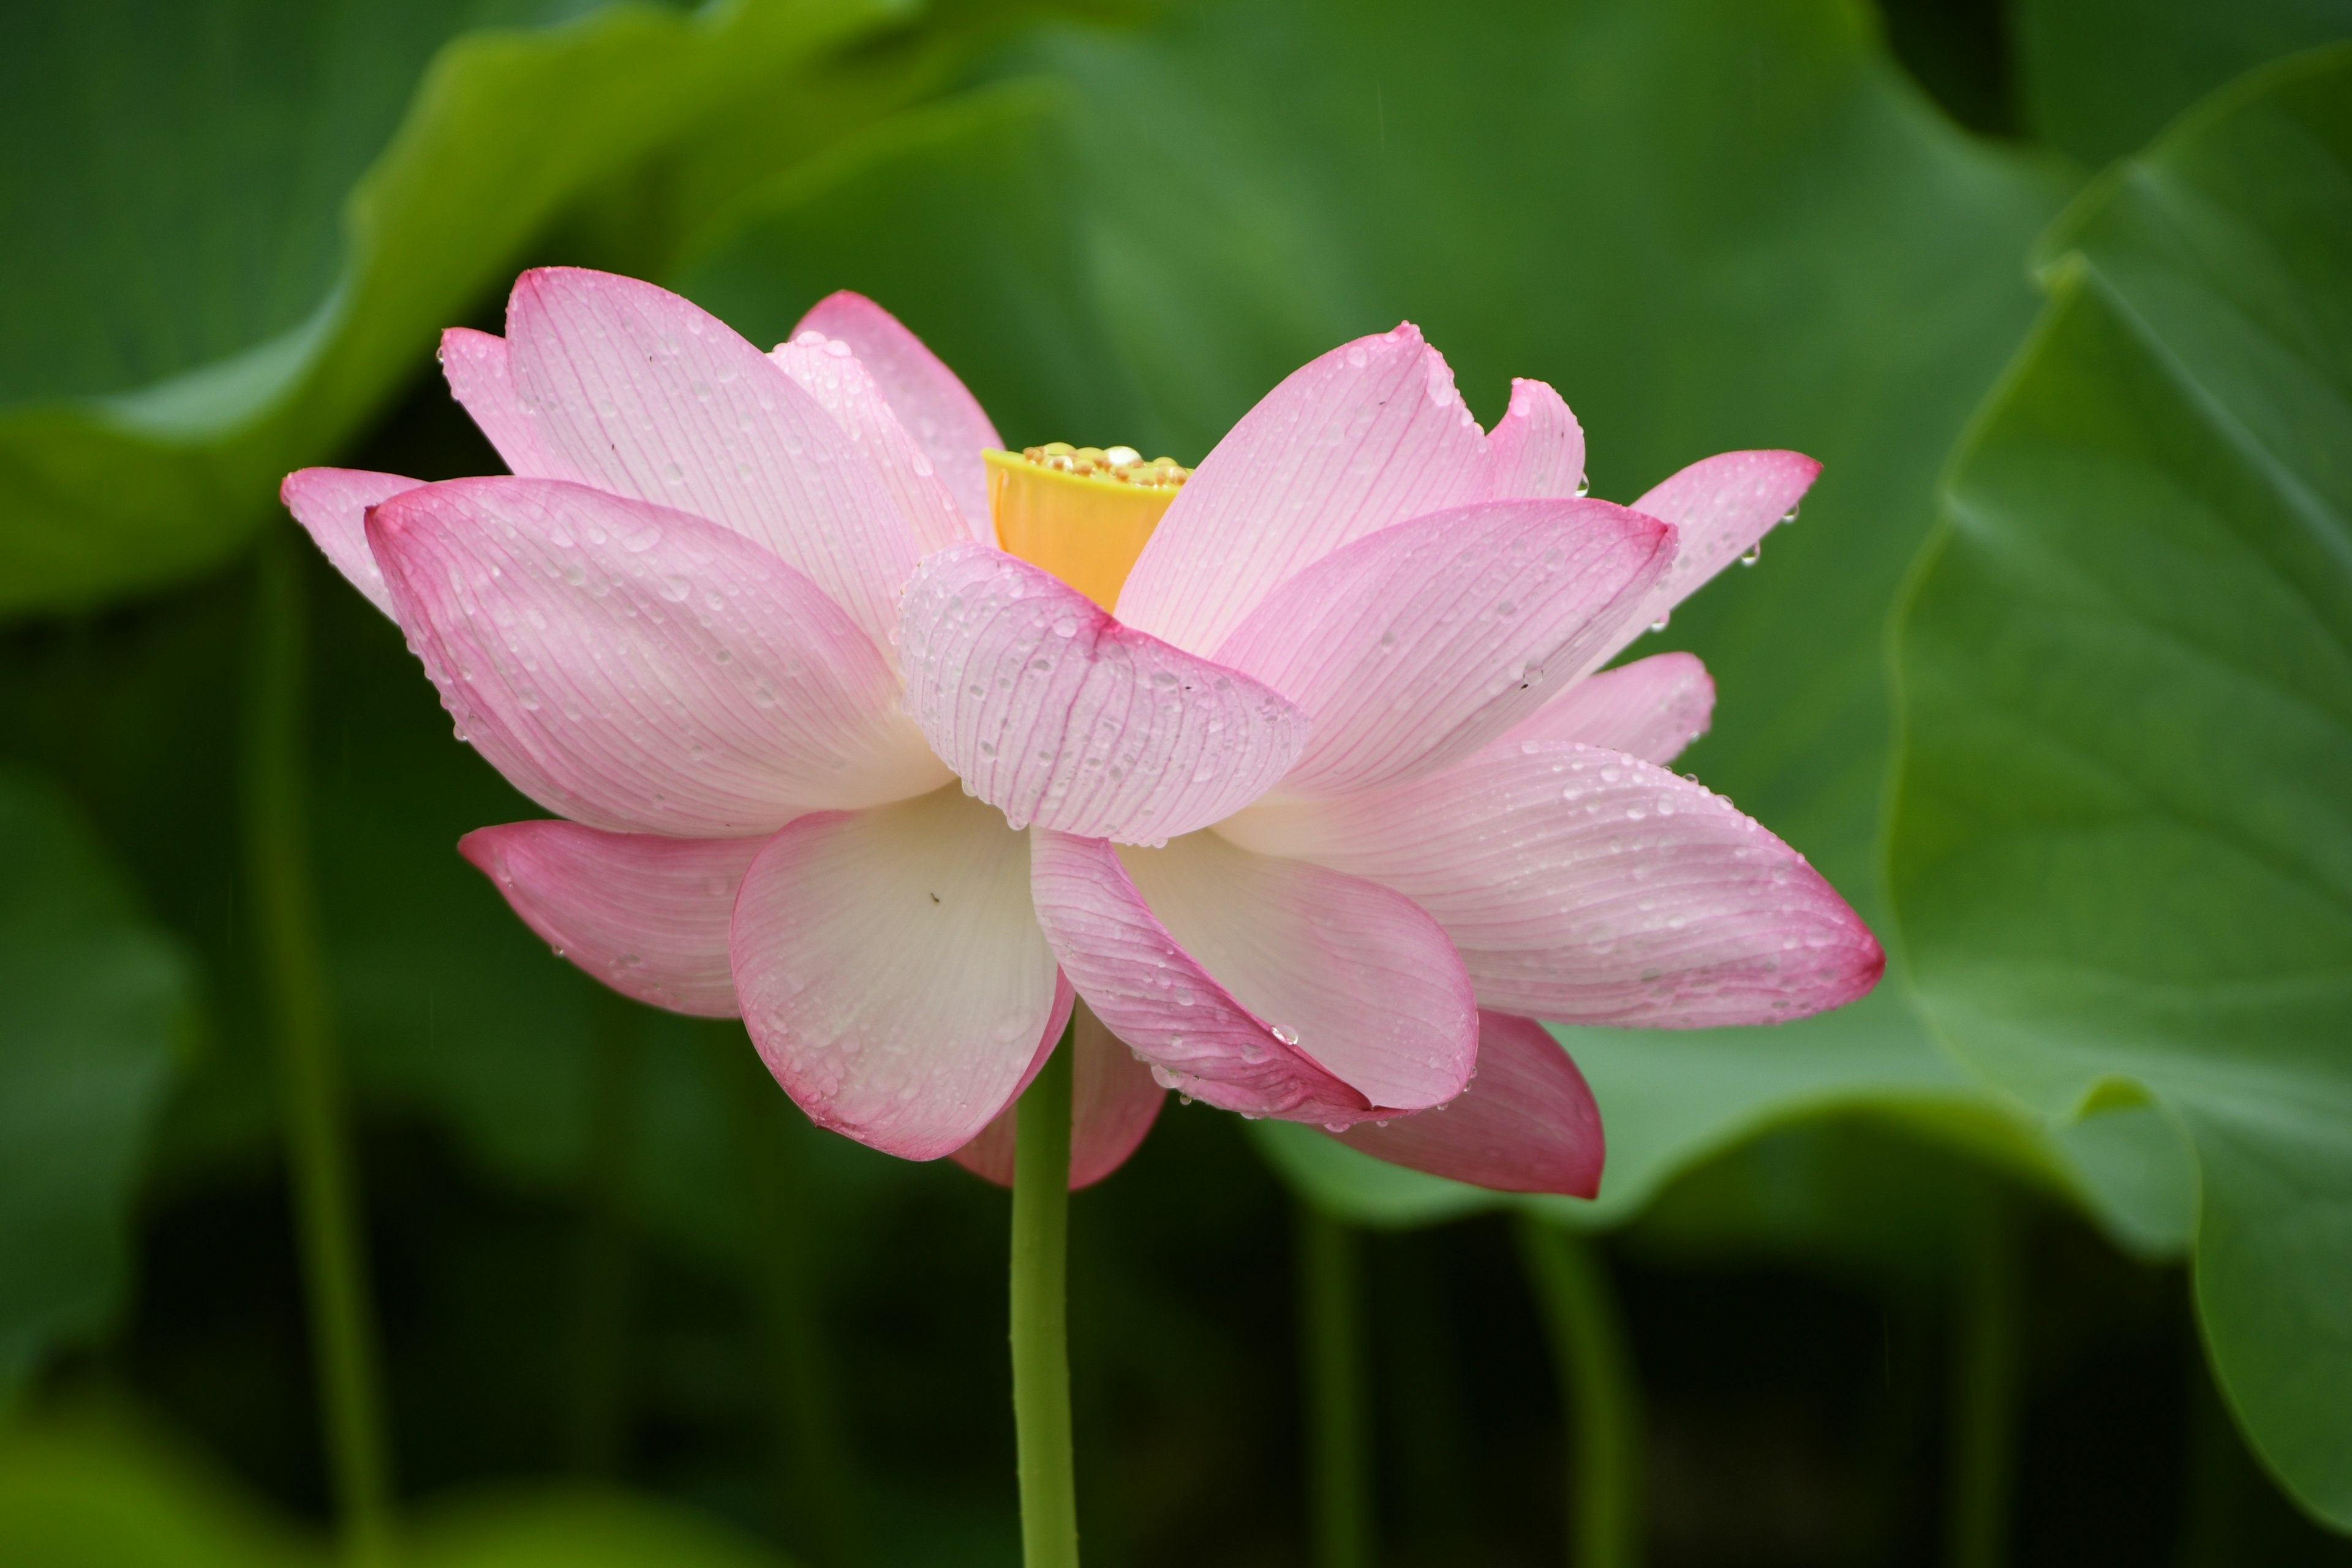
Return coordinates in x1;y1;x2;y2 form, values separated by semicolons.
984;443;1191;611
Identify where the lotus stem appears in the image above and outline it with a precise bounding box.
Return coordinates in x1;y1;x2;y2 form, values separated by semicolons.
1517;1216;1642;1568
1943;1200;2021;1568
1011;1023;1080;1568
1298;1204;1374;1568
244;533;396;1566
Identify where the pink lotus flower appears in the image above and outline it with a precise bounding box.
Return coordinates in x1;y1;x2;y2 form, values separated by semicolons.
283;268;1880;1198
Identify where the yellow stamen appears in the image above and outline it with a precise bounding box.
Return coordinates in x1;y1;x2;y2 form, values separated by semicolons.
986;443;1191;611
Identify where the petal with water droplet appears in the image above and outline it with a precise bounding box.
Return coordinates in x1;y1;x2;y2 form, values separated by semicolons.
900;545;1308;842
733;788;1063;1160
1324;1011;1604;1196
459;821;763;1016
1030;826;1476;1121
1215;740;1880;1027
370;477;946;835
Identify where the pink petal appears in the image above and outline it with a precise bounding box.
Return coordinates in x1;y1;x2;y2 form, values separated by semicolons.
1487;379;1586;499
771;333;973;554
439;327;550;476
1499;652;1715;765
1583;450;1821;675
1030;827;1478;1121
949;1000;1167;1191
1213;499;1672;797
503;268;921;643
1327;1011;1603;1196
279;468;421;617
731;788;1064;1161
1117;324;1493;655
793;291;1001;535
898;545;1309;843
369;477;946;837
458;821;761;1016
1216;742;1883;1028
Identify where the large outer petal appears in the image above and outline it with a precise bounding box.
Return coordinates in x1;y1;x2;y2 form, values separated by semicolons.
1326;1011;1604;1196
369;477;945;837
1216;742;1882;1027
503;268;921;643
1030;827;1477;1121
1496;651;1715;766
1116;324;1492;655
1213;499;1671;797
1581;450;1821;676
458;821;762;1016
1487;379;1586;500
793;290;1001;534
949;1000;1167;1191
731;788;1063;1160
899;545;1308;843
771;333;972;556
439;327;551;477
281;468;420;618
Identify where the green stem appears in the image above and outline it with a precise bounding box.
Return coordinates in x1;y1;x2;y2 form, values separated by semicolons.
1516;1218;1642;1568
1943;1202;2021;1568
730;1039;865;1564
568;988;643;1476
1297;1205;1374;1568
244;534;394;1565
1011;1025;1079;1568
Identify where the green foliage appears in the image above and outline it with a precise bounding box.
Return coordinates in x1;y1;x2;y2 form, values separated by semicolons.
0;1411;798;1567
2017;0;2352;166
1889;45;2352;1526
0;0;899;618
0;774;192;1398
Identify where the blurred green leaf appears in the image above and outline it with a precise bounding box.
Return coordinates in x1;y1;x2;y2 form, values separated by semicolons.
0;771;192;1398
0;1413;312;1568
1889;45;2352;1526
2017;0;2352;167
0;1409;799;1568
0;0;899;619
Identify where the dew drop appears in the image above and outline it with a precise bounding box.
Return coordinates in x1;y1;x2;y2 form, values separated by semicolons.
1738;542;1762;567
1649;612;1671;633
1270;1023;1300;1046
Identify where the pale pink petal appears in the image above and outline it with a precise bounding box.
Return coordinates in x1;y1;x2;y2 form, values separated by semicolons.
1213;500;1672;797
369;477;946;837
1326;1011;1603;1196
1030;827;1478;1122
279;468;421;617
949;1000;1167;1191
1117;324;1493;655
458;821;761;1017
1499;652;1715;765
503;268;921;642
899;545;1308;843
1487;379;1586;500
793;291;1001;533
1216;742;1883;1028
439;328;551;476
731;788;1063;1160
1583;450;1821;675
771;333;971;555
